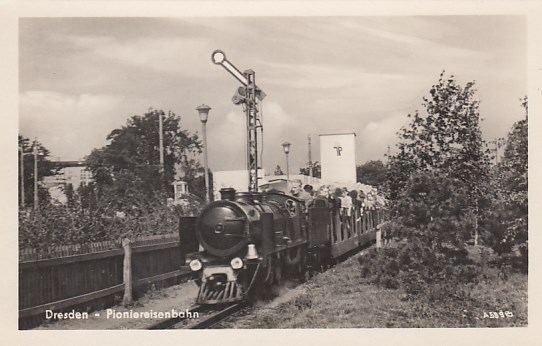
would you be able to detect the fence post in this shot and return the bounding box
[122,238,132,306]
[376,225,382,250]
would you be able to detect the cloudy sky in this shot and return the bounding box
[19,16,526,174]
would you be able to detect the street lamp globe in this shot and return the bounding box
[282,141,291,155]
[196,104,212,124]
[282,141,291,180]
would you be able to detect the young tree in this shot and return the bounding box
[483,97,528,268]
[387,72,491,208]
[387,72,492,250]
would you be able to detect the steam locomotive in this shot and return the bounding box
[179,186,387,305]
[177,50,388,305]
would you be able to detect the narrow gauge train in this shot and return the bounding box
[179,186,388,305]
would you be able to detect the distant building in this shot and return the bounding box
[172,180,189,201]
[320,133,357,183]
[42,161,93,204]
[43,161,93,188]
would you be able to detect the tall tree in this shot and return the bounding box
[483,96,528,266]
[86,109,202,197]
[387,71,491,206]
[386,72,492,249]
[357,160,387,187]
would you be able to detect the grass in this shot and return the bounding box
[221,246,527,329]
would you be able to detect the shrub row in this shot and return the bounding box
[357,237,482,297]
[19,193,204,252]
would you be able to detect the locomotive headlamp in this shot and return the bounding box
[230,257,243,270]
[189,259,203,272]
[246,244,259,260]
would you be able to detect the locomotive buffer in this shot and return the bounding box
[212,50,266,192]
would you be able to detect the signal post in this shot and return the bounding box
[212,50,265,192]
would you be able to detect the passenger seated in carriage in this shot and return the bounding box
[290,179,313,210]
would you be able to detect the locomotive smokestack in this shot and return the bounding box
[220,188,236,201]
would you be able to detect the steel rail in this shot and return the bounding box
[188,302,247,329]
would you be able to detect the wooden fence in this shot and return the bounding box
[19,233,190,329]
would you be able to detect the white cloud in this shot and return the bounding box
[58,34,214,77]
[205,101,299,172]
[19,91,124,160]
[262,61,409,90]
[357,112,410,162]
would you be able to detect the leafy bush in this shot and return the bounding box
[19,187,204,252]
[358,237,483,301]
[393,172,475,251]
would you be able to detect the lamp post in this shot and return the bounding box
[19,146,25,208]
[32,140,39,212]
[158,111,165,185]
[282,141,291,180]
[197,104,211,203]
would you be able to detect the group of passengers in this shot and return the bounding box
[289,179,382,213]
[288,178,387,240]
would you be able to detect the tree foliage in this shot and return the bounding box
[394,172,475,249]
[482,97,528,269]
[356,160,387,187]
[274,165,284,176]
[19,187,182,250]
[384,71,494,262]
[86,109,202,196]
[387,72,491,206]
[299,161,321,178]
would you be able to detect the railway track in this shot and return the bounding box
[147,302,247,330]
[188,302,247,329]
